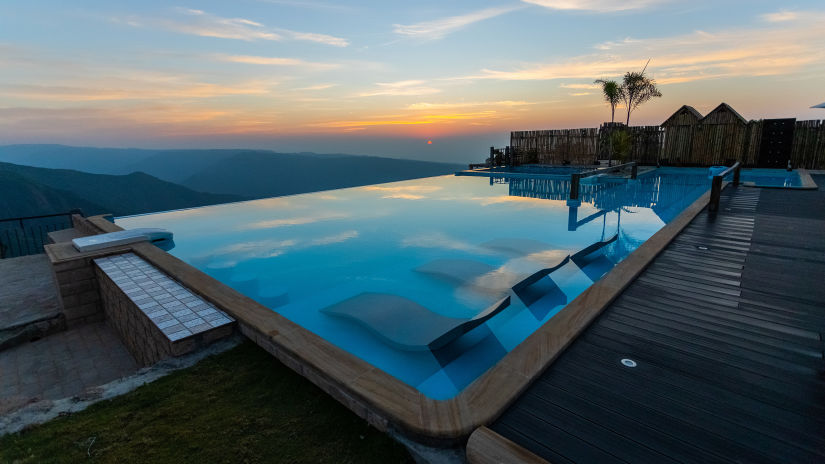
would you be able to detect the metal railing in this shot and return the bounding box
[708,162,741,213]
[0,210,83,259]
[469,146,514,170]
[569,162,637,201]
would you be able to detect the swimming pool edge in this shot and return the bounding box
[72,185,716,446]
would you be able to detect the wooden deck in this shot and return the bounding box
[490,178,825,463]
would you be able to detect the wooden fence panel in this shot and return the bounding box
[511,129,598,165]
[791,120,825,169]
[662,125,694,165]
[510,119,825,168]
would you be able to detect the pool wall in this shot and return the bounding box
[60,183,717,445]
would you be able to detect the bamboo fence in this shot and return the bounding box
[510,118,825,169]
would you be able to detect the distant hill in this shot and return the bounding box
[0,171,105,219]
[0,145,465,197]
[0,144,157,175]
[0,162,243,219]
[182,152,464,197]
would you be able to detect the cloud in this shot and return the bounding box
[405,100,532,110]
[359,80,441,97]
[215,54,339,70]
[313,111,500,129]
[522,0,667,12]
[257,0,354,12]
[560,83,599,89]
[570,92,591,96]
[164,8,281,41]
[293,84,337,91]
[761,10,798,22]
[0,80,272,102]
[119,8,349,46]
[286,31,349,47]
[393,6,519,40]
[456,14,825,85]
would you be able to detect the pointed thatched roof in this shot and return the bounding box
[661,105,703,127]
[700,103,747,125]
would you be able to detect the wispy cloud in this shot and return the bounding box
[405,100,533,110]
[312,111,499,129]
[215,54,339,70]
[293,84,337,91]
[522,0,668,12]
[359,80,441,97]
[0,80,272,102]
[761,10,798,22]
[393,6,519,40]
[570,92,591,96]
[164,8,281,41]
[286,31,349,47]
[257,0,354,12]
[456,14,825,85]
[560,83,599,89]
[118,8,349,46]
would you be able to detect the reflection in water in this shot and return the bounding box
[116,172,710,400]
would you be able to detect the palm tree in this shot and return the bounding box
[594,79,623,123]
[620,61,662,126]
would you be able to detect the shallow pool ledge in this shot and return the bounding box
[67,185,714,445]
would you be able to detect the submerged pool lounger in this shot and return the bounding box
[512,233,618,294]
[321,293,511,351]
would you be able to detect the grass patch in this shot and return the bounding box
[0,341,413,463]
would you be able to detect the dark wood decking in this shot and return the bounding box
[491,179,825,464]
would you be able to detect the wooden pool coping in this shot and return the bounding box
[60,185,714,445]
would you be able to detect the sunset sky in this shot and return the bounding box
[1,0,824,162]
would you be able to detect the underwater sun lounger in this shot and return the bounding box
[321,293,510,351]
[511,233,619,301]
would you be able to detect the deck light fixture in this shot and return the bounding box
[621,358,637,368]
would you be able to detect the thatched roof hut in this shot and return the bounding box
[661,105,704,164]
[661,105,703,127]
[700,102,747,126]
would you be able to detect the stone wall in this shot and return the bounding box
[71,214,105,236]
[51,256,103,327]
[96,265,232,366]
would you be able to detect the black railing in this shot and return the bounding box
[0,210,83,259]
[569,162,638,201]
[469,146,515,170]
[709,162,741,213]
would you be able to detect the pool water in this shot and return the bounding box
[655,167,804,188]
[117,171,711,399]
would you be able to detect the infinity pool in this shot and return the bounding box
[117,171,711,399]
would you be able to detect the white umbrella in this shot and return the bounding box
[812,102,825,108]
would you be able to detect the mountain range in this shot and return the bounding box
[0,145,465,219]
[0,145,464,196]
[0,162,241,219]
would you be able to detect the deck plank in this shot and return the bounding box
[491,180,825,463]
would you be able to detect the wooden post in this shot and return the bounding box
[709,175,722,213]
[733,164,740,186]
[631,163,638,179]
[569,173,581,201]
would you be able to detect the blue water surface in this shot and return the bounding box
[117,171,711,399]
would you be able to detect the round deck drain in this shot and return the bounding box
[620,358,637,368]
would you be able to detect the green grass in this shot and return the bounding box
[0,341,413,464]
